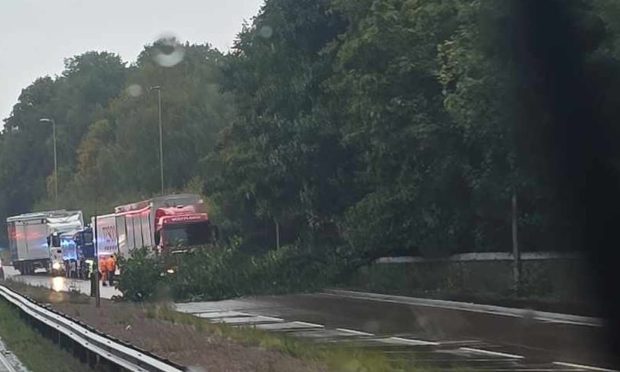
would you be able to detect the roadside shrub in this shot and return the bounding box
[244,245,339,295]
[172,243,340,301]
[173,245,248,300]
[118,243,341,302]
[116,247,167,301]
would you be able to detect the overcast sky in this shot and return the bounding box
[0,0,263,123]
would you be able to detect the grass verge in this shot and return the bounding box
[0,299,93,372]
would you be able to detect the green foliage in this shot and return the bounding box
[0,51,126,232]
[0,41,233,233]
[118,243,339,302]
[2,1,620,289]
[116,247,167,301]
[207,0,353,252]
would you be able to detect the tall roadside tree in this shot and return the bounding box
[47,52,127,184]
[209,0,351,252]
[102,41,234,198]
[328,0,469,262]
[0,77,58,232]
[0,52,126,240]
[36,41,235,218]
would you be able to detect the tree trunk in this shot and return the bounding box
[512,192,521,294]
[275,219,280,250]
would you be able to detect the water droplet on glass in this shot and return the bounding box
[153,34,185,67]
[259,25,273,39]
[127,84,143,97]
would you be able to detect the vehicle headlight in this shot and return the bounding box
[52,262,61,270]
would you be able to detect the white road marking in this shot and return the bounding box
[488,369,574,371]
[324,289,603,327]
[459,347,524,359]
[173,293,606,371]
[291,328,374,339]
[175,299,269,313]
[436,339,481,346]
[214,315,283,324]
[553,361,619,371]
[335,328,374,336]
[378,337,438,346]
[294,321,324,328]
[195,311,249,319]
[256,321,324,330]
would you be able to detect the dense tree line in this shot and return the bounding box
[2,0,620,265]
[1,42,233,224]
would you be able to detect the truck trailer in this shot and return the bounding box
[92,193,213,258]
[7,210,84,275]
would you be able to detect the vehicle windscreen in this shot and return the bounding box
[82,231,93,244]
[162,222,210,247]
[61,236,77,260]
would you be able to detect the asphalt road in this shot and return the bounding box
[4,264,616,371]
[3,265,121,299]
[176,291,617,371]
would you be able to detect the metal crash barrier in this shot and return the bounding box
[0,285,185,372]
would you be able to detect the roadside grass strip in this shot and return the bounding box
[0,300,92,372]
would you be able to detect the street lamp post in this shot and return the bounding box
[94,207,100,307]
[149,86,164,195]
[40,118,58,207]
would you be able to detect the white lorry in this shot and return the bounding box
[91,213,118,258]
[7,210,83,275]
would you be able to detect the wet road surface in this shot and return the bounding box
[3,265,121,299]
[4,264,616,370]
[176,291,617,371]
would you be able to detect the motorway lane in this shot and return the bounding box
[3,262,615,370]
[3,265,121,299]
[177,292,617,371]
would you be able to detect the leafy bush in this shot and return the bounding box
[117,243,341,302]
[116,247,168,301]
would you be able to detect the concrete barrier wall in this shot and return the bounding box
[346,253,595,305]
